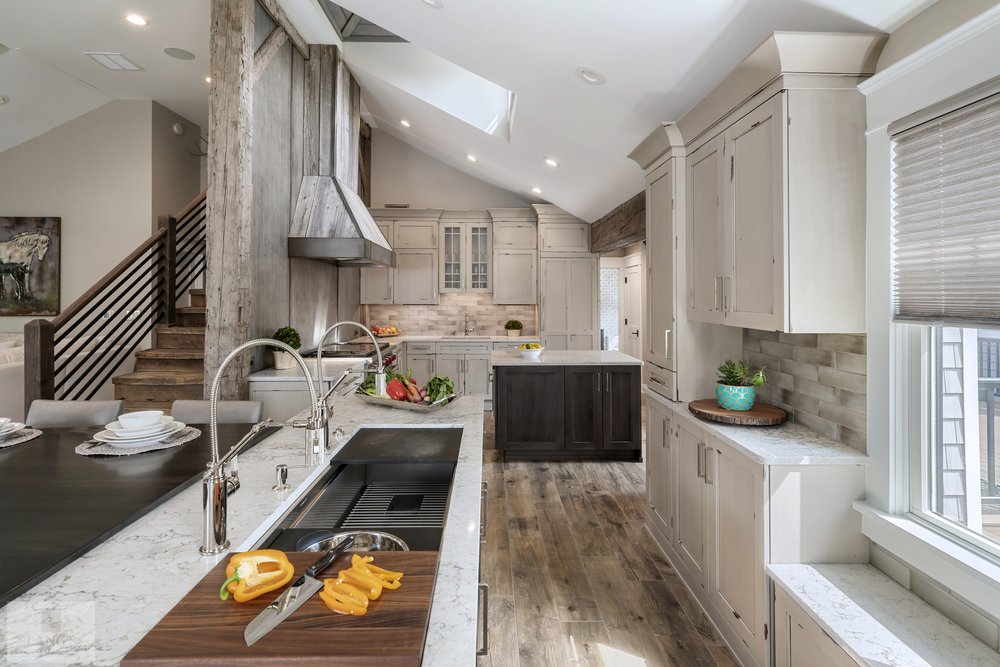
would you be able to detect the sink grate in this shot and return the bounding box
[341,482,449,530]
[287,487,359,530]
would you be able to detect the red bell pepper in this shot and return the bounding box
[386,378,408,401]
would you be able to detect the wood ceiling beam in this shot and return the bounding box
[257,0,309,60]
[589,191,646,254]
[341,14,362,39]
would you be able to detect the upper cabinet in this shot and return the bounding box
[533,204,591,253]
[361,210,441,305]
[491,208,538,305]
[359,220,395,304]
[439,211,492,294]
[679,32,881,334]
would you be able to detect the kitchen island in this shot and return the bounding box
[492,349,643,460]
[0,394,485,666]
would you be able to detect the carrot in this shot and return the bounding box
[401,376,422,402]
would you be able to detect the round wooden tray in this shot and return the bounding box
[688,399,788,426]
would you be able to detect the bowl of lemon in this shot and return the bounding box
[516,342,544,359]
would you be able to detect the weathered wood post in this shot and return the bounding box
[158,214,177,326]
[23,319,54,414]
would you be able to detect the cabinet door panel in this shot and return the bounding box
[687,136,725,324]
[675,420,707,585]
[539,223,589,252]
[495,367,565,450]
[603,366,641,450]
[394,250,438,305]
[467,224,492,292]
[775,589,858,667]
[709,436,765,657]
[647,163,675,370]
[568,334,595,350]
[465,355,491,396]
[360,221,394,304]
[540,259,570,332]
[543,334,568,350]
[393,220,438,248]
[440,224,463,292]
[647,402,672,539]
[494,222,536,249]
[565,367,602,450]
[567,258,597,332]
[725,92,784,330]
[494,251,537,304]
[407,354,435,386]
[436,355,463,394]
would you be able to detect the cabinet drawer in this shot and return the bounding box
[406,342,436,354]
[648,368,677,401]
[438,342,490,355]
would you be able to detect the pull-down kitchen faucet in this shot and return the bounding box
[199,338,321,556]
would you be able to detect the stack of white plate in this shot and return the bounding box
[93,411,186,449]
[0,417,26,441]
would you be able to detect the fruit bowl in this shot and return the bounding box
[371,325,401,337]
[516,344,544,359]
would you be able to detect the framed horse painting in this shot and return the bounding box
[0,217,60,316]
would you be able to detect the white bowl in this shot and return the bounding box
[0,417,10,427]
[517,347,544,359]
[117,410,164,429]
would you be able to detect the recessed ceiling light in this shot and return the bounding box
[544,157,559,168]
[0,96,9,105]
[205,76,211,83]
[422,0,444,8]
[531,187,542,195]
[164,47,196,61]
[466,154,477,163]
[126,14,148,26]
[576,66,605,85]
[400,119,411,128]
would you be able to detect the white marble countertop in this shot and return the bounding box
[349,334,541,344]
[247,357,368,382]
[0,396,484,666]
[645,389,868,465]
[768,564,1000,666]
[491,349,642,366]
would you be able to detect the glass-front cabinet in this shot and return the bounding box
[439,212,492,294]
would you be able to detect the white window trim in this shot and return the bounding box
[861,3,1000,617]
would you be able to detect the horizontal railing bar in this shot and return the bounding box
[75,310,164,402]
[52,229,167,329]
[173,191,207,223]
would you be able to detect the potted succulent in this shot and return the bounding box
[504,319,523,338]
[716,359,767,411]
[270,326,302,370]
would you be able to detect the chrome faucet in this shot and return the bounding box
[314,321,386,454]
[200,338,321,556]
[464,311,476,336]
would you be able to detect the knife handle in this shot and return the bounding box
[306,536,356,578]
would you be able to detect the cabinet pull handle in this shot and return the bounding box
[481,481,488,544]
[664,330,671,357]
[597,371,601,393]
[606,372,611,398]
[477,583,490,656]
[697,442,704,479]
[723,276,730,314]
[705,448,714,485]
[714,277,722,311]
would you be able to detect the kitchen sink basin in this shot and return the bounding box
[262,459,455,552]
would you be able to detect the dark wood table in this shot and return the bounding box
[0,423,276,607]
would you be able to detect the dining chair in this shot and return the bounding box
[170,400,263,425]
[25,399,124,428]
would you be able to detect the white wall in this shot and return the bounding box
[0,99,202,332]
[370,128,531,209]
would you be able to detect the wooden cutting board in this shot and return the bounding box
[123,551,438,667]
[689,399,788,426]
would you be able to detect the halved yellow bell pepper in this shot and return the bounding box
[219,550,294,602]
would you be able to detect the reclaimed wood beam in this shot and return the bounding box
[358,122,372,206]
[257,0,309,60]
[253,26,288,85]
[342,13,362,39]
[589,191,646,254]
[205,0,254,399]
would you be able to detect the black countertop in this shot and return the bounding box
[0,423,276,607]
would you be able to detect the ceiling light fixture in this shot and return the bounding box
[575,66,606,85]
[422,0,444,8]
[544,157,559,168]
[205,76,211,83]
[0,96,9,105]
[126,14,149,26]
[531,187,542,195]
[466,154,477,163]
[400,119,411,128]
[164,47,196,61]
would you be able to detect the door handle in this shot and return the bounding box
[477,583,489,656]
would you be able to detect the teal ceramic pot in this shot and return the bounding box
[716,383,756,411]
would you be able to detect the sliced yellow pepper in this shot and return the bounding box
[323,578,369,609]
[319,589,368,616]
[337,567,384,600]
[351,554,405,583]
[220,549,295,603]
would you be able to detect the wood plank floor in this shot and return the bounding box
[478,410,739,667]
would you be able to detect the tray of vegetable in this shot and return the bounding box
[355,368,457,411]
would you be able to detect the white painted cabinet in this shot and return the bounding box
[685,87,866,333]
[465,354,491,396]
[647,162,675,370]
[540,256,597,350]
[493,222,536,249]
[406,354,435,386]
[774,587,859,667]
[393,220,438,249]
[538,222,590,252]
[435,355,463,392]
[393,250,438,305]
[493,251,537,304]
[436,342,492,396]
[439,218,492,294]
[646,400,672,540]
[674,418,710,586]
[360,221,394,304]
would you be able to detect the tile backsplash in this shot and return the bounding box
[366,293,537,337]
[743,330,867,451]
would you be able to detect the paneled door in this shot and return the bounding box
[675,419,709,586]
[646,161,675,370]
[621,263,642,360]
[393,250,438,305]
[687,135,726,324]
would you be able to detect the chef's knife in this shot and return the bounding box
[243,536,355,646]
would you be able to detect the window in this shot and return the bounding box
[892,89,1000,557]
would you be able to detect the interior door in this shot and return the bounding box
[647,162,675,370]
[724,91,785,330]
[621,264,642,360]
[675,420,708,586]
[564,367,602,450]
[687,135,725,324]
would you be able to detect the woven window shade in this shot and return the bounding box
[891,92,1000,325]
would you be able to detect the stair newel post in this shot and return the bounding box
[24,319,55,414]
[159,215,177,326]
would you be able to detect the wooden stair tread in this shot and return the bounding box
[188,289,204,295]
[176,306,205,314]
[124,400,174,412]
[154,325,205,334]
[113,371,204,385]
[135,348,205,360]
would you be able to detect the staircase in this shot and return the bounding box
[113,290,206,413]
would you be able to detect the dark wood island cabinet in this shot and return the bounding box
[493,351,642,461]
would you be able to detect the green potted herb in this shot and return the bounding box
[504,319,523,338]
[270,326,302,370]
[716,359,766,411]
